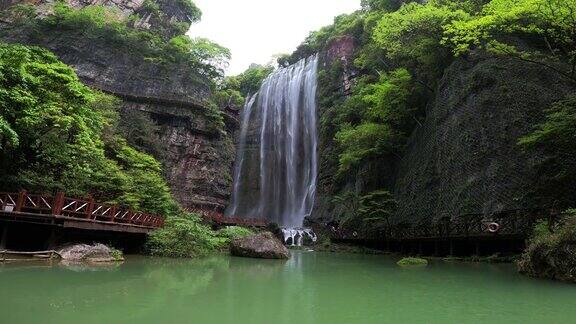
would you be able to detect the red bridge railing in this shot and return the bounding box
[188,207,267,227]
[0,191,164,228]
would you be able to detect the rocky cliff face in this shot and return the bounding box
[0,1,237,211]
[393,55,574,224]
[124,101,235,210]
[313,39,575,225]
[0,0,196,38]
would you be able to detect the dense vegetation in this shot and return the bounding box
[0,43,176,216]
[519,210,576,282]
[1,2,230,134]
[0,1,238,257]
[284,0,576,231]
[213,64,274,109]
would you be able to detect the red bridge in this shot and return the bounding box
[0,191,164,234]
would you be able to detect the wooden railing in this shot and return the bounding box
[328,209,556,241]
[0,191,164,228]
[188,207,268,227]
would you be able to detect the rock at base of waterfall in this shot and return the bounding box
[56,243,124,262]
[230,232,290,259]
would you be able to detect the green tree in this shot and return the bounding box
[358,190,398,231]
[444,0,576,79]
[373,2,470,86]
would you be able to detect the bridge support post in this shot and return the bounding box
[45,228,58,250]
[449,240,454,256]
[0,226,8,250]
[15,190,26,212]
[86,196,94,219]
[52,191,65,215]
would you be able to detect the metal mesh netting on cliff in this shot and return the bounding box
[391,57,576,232]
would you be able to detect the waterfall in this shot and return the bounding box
[281,228,318,247]
[226,55,319,235]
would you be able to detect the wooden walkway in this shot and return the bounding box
[328,209,556,241]
[188,208,268,228]
[0,191,164,234]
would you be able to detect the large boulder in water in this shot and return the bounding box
[56,243,123,262]
[230,232,290,259]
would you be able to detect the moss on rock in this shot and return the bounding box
[397,257,428,267]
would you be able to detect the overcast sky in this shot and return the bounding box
[188,0,361,75]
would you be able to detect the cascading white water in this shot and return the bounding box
[281,228,318,247]
[226,55,318,244]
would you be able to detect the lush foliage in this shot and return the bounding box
[147,222,254,258]
[117,107,164,159]
[0,43,177,215]
[146,213,226,258]
[518,210,576,282]
[333,190,397,232]
[169,36,231,80]
[2,3,232,135]
[174,0,202,23]
[334,68,418,172]
[216,226,254,242]
[373,3,470,85]
[444,0,576,78]
[214,64,274,109]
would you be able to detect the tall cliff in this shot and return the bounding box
[312,38,575,227]
[0,0,237,211]
[393,55,574,224]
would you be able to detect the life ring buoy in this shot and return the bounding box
[353,231,358,237]
[487,222,500,233]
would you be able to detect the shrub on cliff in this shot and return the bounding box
[334,69,418,173]
[214,64,274,109]
[518,211,576,282]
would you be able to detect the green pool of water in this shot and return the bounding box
[0,251,574,323]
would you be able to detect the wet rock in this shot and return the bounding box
[56,243,123,262]
[230,232,290,259]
